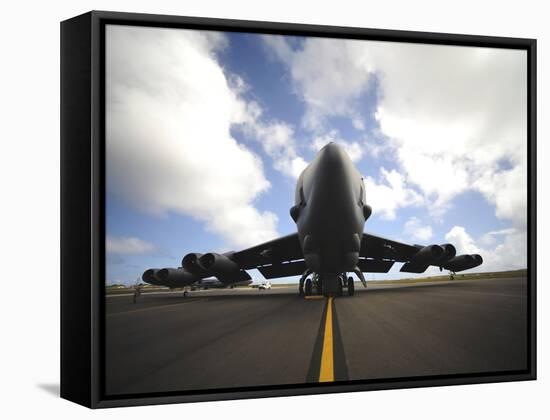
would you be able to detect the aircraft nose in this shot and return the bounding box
[317,142,349,175]
[319,142,345,157]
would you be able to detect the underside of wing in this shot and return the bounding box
[142,230,483,288]
[231,233,304,270]
[360,232,483,274]
[357,258,395,273]
[360,233,420,262]
[142,233,305,286]
[257,260,307,279]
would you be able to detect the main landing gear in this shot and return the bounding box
[347,276,355,296]
[299,272,356,297]
[335,275,354,297]
[304,278,313,295]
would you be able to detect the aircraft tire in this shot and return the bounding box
[337,276,343,297]
[347,277,355,296]
[305,278,313,296]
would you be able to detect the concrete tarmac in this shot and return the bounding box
[105,277,528,396]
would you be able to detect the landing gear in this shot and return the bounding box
[300,272,358,298]
[336,276,343,297]
[353,268,368,288]
[315,277,323,295]
[298,269,312,296]
[347,277,355,296]
[304,278,313,296]
[183,291,188,298]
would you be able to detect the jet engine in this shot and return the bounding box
[444,254,483,272]
[182,253,207,276]
[437,243,457,263]
[156,268,200,288]
[142,268,162,286]
[473,254,483,266]
[410,244,444,266]
[198,253,249,283]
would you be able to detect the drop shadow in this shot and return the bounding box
[37,383,60,397]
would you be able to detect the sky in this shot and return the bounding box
[105,24,528,285]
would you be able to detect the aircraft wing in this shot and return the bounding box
[143,233,305,286]
[231,233,306,279]
[143,230,483,287]
[360,232,483,273]
[232,231,482,277]
[360,232,420,262]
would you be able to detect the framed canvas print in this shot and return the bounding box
[60,10,536,408]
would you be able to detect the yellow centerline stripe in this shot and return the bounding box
[319,297,334,382]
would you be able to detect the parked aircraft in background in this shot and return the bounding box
[258,281,272,290]
[143,272,251,290]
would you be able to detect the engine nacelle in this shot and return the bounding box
[444,254,483,272]
[473,254,483,266]
[198,252,243,283]
[156,268,200,288]
[182,253,207,276]
[410,244,444,266]
[142,268,162,286]
[437,243,457,263]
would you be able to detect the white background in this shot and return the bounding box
[0,0,547,418]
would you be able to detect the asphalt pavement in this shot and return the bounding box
[105,276,528,396]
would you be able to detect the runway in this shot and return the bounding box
[105,276,528,396]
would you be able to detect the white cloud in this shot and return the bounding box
[107,236,158,255]
[445,226,526,272]
[310,130,364,162]
[264,37,527,229]
[263,36,373,132]
[236,106,308,179]
[478,228,517,247]
[372,44,527,224]
[363,135,391,160]
[363,168,424,220]
[445,226,481,255]
[472,157,527,228]
[106,25,279,249]
[403,217,433,242]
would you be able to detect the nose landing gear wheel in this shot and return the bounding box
[347,277,355,296]
[304,278,313,296]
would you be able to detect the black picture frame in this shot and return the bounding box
[61,10,537,409]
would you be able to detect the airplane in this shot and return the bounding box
[190,277,252,290]
[143,271,252,296]
[142,142,483,297]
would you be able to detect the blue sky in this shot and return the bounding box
[105,26,527,285]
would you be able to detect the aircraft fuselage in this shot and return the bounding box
[292,143,371,289]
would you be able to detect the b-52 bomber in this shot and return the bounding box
[143,143,482,297]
